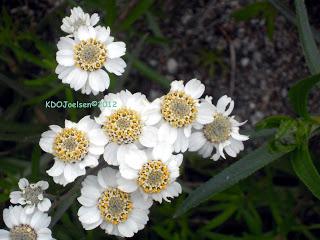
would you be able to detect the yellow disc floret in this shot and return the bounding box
[10,224,37,240]
[53,128,89,163]
[137,160,170,194]
[161,91,197,128]
[102,107,142,144]
[203,114,232,143]
[98,188,133,225]
[74,38,107,71]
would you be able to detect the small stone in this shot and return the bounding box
[167,58,178,74]
[241,58,250,67]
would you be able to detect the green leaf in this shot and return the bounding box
[288,73,320,118]
[129,54,170,89]
[291,142,320,199]
[64,88,77,122]
[268,0,320,42]
[256,115,293,130]
[31,146,41,181]
[119,0,154,30]
[174,144,288,217]
[24,84,65,106]
[294,0,320,74]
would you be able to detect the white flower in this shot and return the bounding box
[39,116,107,186]
[77,167,152,238]
[0,205,54,240]
[117,142,183,203]
[95,90,161,166]
[145,79,205,152]
[61,6,99,35]
[189,95,249,160]
[56,25,126,95]
[10,178,51,214]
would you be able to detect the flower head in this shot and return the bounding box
[145,79,205,152]
[189,95,249,160]
[117,142,183,203]
[56,25,126,95]
[39,116,107,186]
[95,90,160,166]
[61,6,99,35]
[77,167,152,238]
[10,178,51,214]
[0,205,54,240]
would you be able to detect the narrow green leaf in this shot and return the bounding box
[105,0,117,26]
[119,0,154,30]
[268,0,320,42]
[129,54,170,89]
[174,144,287,217]
[24,84,64,106]
[291,142,320,199]
[31,146,41,181]
[294,0,320,74]
[64,88,77,122]
[288,73,320,118]
[201,206,237,231]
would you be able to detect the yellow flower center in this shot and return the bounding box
[74,38,107,71]
[53,128,89,163]
[102,107,142,144]
[161,91,197,128]
[98,188,133,225]
[203,114,232,143]
[137,160,170,193]
[10,224,37,240]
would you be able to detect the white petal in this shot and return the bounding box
[96,26,109,42]
[158,122,177,144]
[184,78,205,99]
[46,160,65,177]
[37,198,51,212]
[88,129,108,146]
[170,80,184,91]
[103,143,119,165]
[76,26,96,41]
[231,132,249,141]
[0,229,10,239]
[56,50,74,66]
[89,69,110,92]
[188,132,206,152]
[117,177,138,193]
[18,178,29,190]
[139,126,158,148]
[152,142,173,162]
[104,57,126,75]
[107,42,126,58]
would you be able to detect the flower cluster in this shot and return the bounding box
[1,6,249,239]
[0,179,54,240]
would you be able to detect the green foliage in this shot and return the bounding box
[294,0,320,75]
[232,1,277,39]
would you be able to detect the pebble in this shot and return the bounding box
[167,58,178,74]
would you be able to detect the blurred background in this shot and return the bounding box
[1,0,320,239]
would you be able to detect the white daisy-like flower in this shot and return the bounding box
[95,90,162,166]
[10,178,51,214]
[56,25,126,95]
[189,95,249,160]
[77,167,152,238]
[39,116,107,186]
[145,79,205,152]
[117,142,183,203]
[61,6,99,35]
[0,205,54,240]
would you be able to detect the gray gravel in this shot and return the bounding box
[140,0,320,129]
